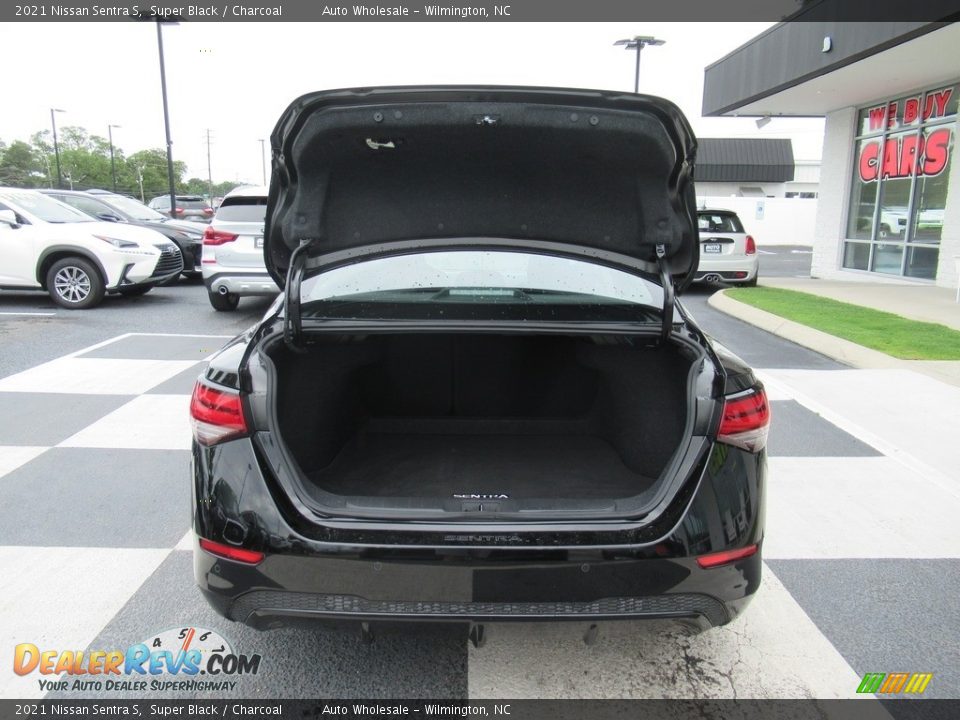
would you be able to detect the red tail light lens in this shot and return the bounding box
[203,207,213,214]
[174,207,184,215]
[718,387,770,452]
[199,538,263,565]
[190,380,249,446]
[202,226,238,246]
[745,235,756,255]
[696,544,758,568]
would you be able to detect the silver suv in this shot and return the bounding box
[201,186,278,311]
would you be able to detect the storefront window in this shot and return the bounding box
[843,83,957,279]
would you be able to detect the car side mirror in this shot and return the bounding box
[96,212,122,222]
[0,209,20,228]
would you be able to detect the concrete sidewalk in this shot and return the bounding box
[708,277,960,387]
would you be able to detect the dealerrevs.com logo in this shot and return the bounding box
[13,627,262,693]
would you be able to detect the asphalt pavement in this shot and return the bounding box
[2,248,958,702]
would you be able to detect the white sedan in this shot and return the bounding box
[0,188,183,309]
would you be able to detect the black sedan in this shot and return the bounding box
[40,189,205,278]
[189,86,769,640]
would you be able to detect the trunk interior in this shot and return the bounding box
[265,333,696,510]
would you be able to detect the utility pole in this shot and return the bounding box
[50,108,65,189]
[137,167,145,203]
[205,129,214,202]
[613,36,666,93]
[108,124,121,192]
[258,138,267,185]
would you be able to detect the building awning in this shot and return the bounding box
[702,20,959,118]
[696,138,795,183]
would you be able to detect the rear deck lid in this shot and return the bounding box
[264,86,699,291]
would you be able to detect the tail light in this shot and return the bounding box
[190,380,249,446]
[198,538,263,565]
[744,235,756,255]
[697,544,758,568]
[173,207,184,215]
[203,226,238,246]
[717,387,769,452]
[203,207,214,215]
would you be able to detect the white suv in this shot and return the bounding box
[201,185,278,311]
[0,188,183,309]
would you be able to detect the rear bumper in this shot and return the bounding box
[192,439,766,630]
[695,256,759,282]
[203,271,279,297]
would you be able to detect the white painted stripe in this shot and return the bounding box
[468,564,866,699]
[174,530,194,551]
[0,312,57,317]
[764,457,960,559]
[756,369,960,502]
[0,357,199,395]
[120,333,234,339]
[0,546,170,699]
[0,447,49,480]
[59,395,192,450]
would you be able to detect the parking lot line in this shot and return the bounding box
[467,564,864,699]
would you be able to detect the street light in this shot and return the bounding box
[613,35,665,93]
[258,139,267,185]
[153,18,181,216]
[50,108,65,189]
[107,124,121,192]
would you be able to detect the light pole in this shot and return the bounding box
[613,36,665,93]
[258,138,267,185]
[50,108,65,189]
[155,19,180,215]
[107,124,121,192]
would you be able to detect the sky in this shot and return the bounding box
[0,21,825,186]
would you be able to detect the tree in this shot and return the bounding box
[0,140,47,187]
[124,148,187,201]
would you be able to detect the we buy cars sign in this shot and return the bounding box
[858,85,954,183]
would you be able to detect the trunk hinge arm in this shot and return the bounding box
[656,243,675,345]
[283,240,311,352]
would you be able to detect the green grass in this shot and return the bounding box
[724,287,960,360]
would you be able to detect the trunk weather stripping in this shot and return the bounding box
[284,240,310,351]
[656,243,675,345]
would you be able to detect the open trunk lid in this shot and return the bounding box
[264,86,700,290]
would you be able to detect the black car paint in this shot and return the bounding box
[191,309,766,629]
[192,86,765,631]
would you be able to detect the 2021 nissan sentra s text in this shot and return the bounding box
[190,86,769,635]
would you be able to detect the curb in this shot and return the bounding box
[708,290,908,370]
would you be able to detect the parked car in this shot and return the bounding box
[40,189,204,278]
[148,194,214,223]
[201,185,278,311]
[190,87,769,636]
[695,209,759,286]
[0,188,183,309]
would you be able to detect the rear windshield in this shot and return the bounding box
[698,212,744,234]
[177,198,210,209]
[300,250,664,323]
[216,196,267,222]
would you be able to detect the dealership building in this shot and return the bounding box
[703,21,959,288]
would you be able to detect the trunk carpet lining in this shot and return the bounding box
[309,424,655,499]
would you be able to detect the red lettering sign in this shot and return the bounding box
[857,127,952,182]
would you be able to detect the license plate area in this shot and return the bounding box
[703,243,722,254]
[254,236,264,249]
